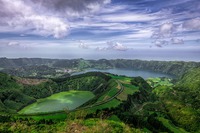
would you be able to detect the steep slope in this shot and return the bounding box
[0,72,35,113]
[0,72,111,114]
[162,68,200,132]
[110,69,200,132]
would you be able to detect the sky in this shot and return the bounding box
[0,0,200,61]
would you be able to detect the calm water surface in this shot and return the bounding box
[72,68,174,79]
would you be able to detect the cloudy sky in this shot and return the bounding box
[0,0,200,61]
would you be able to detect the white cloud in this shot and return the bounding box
[171,38,184,44]
[182,17,200,30]
[121,29,153,39]
[101,13,157,22]
[96,41,128,51]
[159,22,175,37]
[78,41,89,49]
[30,16,70,38]
[151,22,184,47]
[7,42,20,46]
[0,0,69,38]
[96,47,107,51]
[99,5,128,14]
[4,41,30,49]
[0,0,110,38]
[111,42,128,51]
[153,40,169,47]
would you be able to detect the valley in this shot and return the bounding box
[0,59,200,133]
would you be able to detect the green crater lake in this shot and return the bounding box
[19,90,95,114]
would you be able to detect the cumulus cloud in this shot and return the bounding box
[171,38,184,44]
[96,41,128,51]
[159,23,174,36]
[107,41,128,51]
[0,0,69,38]
[78,41,89,49]
[152,22,179,39]
[182,17,200,30]
[0,0,110,38]
[151,22,185,47]
[152,38,184,47]
[153,40,169,48]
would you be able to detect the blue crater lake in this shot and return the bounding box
[71,68,174,79]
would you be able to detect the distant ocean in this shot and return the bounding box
[1,49,200,62]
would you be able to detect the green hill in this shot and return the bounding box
[0,72,111,114]
[0,68,200,132]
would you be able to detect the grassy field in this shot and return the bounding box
[109,75,139,101]
[117,83,139,101]
[109,74,132,83]
[19,90,95,114]
[87,99,122,113]
[146,77,173,88]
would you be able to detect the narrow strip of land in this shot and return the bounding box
[77,80,124,110]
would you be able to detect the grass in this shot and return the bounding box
[96,79,118,102]
[117,83,139,101]
[109,74,132,83]
[87,99,122,113]
[1,118,144,133]
[19,90,95,114]
[107,87,119,97]
[146,77,173,88]
[15,112,67,121]
[157,117,189,133]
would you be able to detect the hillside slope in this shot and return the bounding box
[0,72,111,114]
[1,58,200,77]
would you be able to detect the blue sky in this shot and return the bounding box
[0,0,200,61]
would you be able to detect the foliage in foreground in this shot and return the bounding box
[0,118,144,133]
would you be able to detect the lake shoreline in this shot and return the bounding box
[71,68,175,79]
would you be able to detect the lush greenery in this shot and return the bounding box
[0,65,200,132]
[0,73,35,113]
[0,72,110,113]
[109,69,200,132]
[0,117,144,133]
[19,90,95,114]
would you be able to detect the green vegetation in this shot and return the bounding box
[1,65,200,132]
[87,99,121,112]
[1,58,200,78]
[150,68,200,132]
[0,72,110,113]
[19,90,95,114]
[176,68,200,90]
[157,117,188,133]
[0,117,144,133]
[147,77,173,88]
